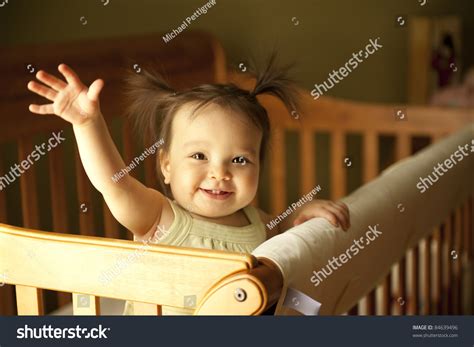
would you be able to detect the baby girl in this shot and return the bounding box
[27,56,350,314]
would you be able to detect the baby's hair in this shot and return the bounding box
[124,52,301,198]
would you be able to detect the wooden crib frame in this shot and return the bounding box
[0,223,270,315]
[0,31,472,315]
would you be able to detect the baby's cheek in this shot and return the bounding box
[238,170,259,194]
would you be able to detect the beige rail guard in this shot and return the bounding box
[0,225,269,315]
[253,124,473,315]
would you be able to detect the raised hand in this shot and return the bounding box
[27,64,104,126]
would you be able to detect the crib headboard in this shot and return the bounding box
[0,223,269,315]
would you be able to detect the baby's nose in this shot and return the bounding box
[208,165,231,180]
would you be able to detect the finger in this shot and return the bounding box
[317,208,340,228]
[325,204,349,230]
[27,81,58,102]
[332,202,351,228]
[29,103,54,115]
[58,63,84,87]
[338,201,350,216]
[87,79,104,101]
[36,70,67,91]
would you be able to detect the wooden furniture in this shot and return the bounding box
[0,223,269,315]
[0,31,472,315]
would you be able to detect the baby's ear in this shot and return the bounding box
[159,149,171,184]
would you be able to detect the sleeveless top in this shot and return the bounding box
[123,198,267,315]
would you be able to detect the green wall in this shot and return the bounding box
[2,0,473,103]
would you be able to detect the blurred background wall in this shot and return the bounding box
[1,0,473,103]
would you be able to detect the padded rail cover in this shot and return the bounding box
[253,124,474,315]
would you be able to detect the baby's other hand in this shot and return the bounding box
[293,200,350,231]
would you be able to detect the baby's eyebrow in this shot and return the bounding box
[183,141,257,157]
[183,140,207,147]
[237,148,258,157]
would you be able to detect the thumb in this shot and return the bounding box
[87,79,104,101]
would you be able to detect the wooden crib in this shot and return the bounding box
[0,31,472,315]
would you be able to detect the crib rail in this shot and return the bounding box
[0,223,270,315]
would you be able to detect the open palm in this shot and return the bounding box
[27,64,104,125]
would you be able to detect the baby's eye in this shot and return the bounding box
[232,156,249,165]
[191,153,206,160]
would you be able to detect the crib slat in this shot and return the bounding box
[442,216,453,314]
[299,129,315,194]
[144,154,156,187]
[453,209,462,314]
[103,201,121,239]
[395,133,411,158]
[393,133,411,315]
[432,226,442,314]
[462,200,472,314]
[143,131,157,188]
[122,118,135,174]
[0,155,16,316]
[330,131,345,200]
[18,139,40,229]
[0,154,7,223]
[16,285,44,315]
[75,147,95,236]
[101,118,120,239]
[429,134,443,315]
[407,246,419,315]
[122,119,136,240]
[362,132,378,182]
[48,145,72,307]
[133,302,162,315]
[49,145,68,233]
[270,128,286,214]
[361,132,378,315]
[421,237,431,314]
[72,293,101,315]
[17,139,45,315]
[391,262,405,315]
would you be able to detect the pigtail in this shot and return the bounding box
[123,66,176,145]
[249,52,301,116]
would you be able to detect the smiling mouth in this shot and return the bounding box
[199,188,233,200]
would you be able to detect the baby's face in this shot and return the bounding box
[160,103,261,218]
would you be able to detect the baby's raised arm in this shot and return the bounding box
[27,64,165,237]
